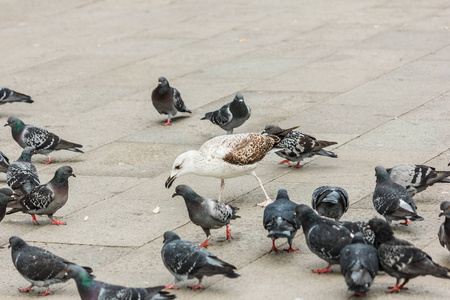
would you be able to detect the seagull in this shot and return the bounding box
[165,131,295,207]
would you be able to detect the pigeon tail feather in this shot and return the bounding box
[314,149,338,158]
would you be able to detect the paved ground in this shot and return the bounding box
[0,0,449,299]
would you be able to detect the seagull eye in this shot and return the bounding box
[175,165,181,170]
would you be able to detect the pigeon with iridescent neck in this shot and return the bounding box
[6,147,40,197]
[0,86,34,105]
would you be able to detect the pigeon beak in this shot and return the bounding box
[72,174,76,178]
[8,243,11,248]
[4,123,8,127]
[165,175,177,189]
[172,192,180,198]
[439,212,444,217]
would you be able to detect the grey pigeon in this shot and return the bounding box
[294,204,354,273]
[161,231,239,290]
[7,165,75,225]
[201,93,251,134]
[0,150,10,173]
[368,218,450,293]
[312,186,349,221]
[6,147,40,197]
[387,164,450,197]
[151,77,191,126]
[340,221,375,246]
[263,189,301,253]
[5,116,84,164]
[172,185,240,247]
[372,165,423,225]
[438,201,450,252]
[340,232,379,296]
[65,264,175,300]
[0,188,14,223]
[262,124,337,168]
[8,236,93,296]
[0,86,34,105]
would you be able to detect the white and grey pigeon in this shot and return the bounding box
[172,185,240,247]
[263,189,301,253]
[262,124,337,168]
[7,165,75,225]
[161,231,240,290]
[438,201,450,252]
[0,150,10,173]
[151,76,191,126]
[5,116,84,164]
[201,93,251,134]
[311,186,349,221]
[0,86,34,105]
[372,165,424,226]
[387,164,450,197]
[0,188,14,223]
[165,131,295,207]
[294,204,354,273]
[65,264,176,300]
[6,147,40,197]
[368,218,450,293]
[8,236,93,296]
[340,232,379,297]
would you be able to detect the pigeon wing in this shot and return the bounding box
[23,125,60,150]
[21,184,54,211]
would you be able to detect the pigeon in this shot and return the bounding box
[151,76,191,126]
[201,93,251,134]
[6,147,40,197]
[4,116,84,164]
[340,232,379,297]
[373,166,424,225]
[0,86,34,105]
[0,150,10,173]
[340,221,375,246]
[294,204,354,273]
[8,236,93,296]
[0,188,14,222]
[368,218,450,293]
[311,186,349,221]
[387,164,450,197]
[438,201,450,251]
[172,185,240,247]
[165,130,296,207]
[262,124,337,168]
[7,165,75,225]
[263,189,301,253]
[161,231,240,289]
[65,264,176,300]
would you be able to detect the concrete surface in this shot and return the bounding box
[0,0,449,299]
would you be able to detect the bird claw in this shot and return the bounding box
[387,285,408,293]
[256,199,273,207]
[283,246,299,252]
[163,120,172,126]
[188,284,204,290]
[199,241,211,248]
[288,163,303,168]
[51,219,66,225]
[19,286,34,293]
[41,158,55,164]
[353,292,365,297]
[312,265,332,274]
[38,289,52,296]
[400,220,411,226]
[164,284,179,290]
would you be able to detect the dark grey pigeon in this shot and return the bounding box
[8,236,93,296]
[5,116,84,164]
[372,165,423,225]
[294,204,354,273]
[65,264,175,300]
[368,218,450,293]
[172,185,240,247]
[263,189,300,253]
[201,93,251,134]
[340,232,379,297]
[7,166,75,225]
[6,147,40,197]
[0,86,34,105]
[0,188,14,223]
[340,221,375,246]
[0,150,10,173]
[161,231,239,290]
[312,186,349,221]
[387,164,450,197]
[262,124,337,168]
[151,77,191,126]
[438,201,450,252]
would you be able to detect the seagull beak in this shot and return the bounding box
[165,175,177,189]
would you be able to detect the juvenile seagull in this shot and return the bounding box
[0,86,34,105]
[5,116,83,164]
[201,93,251,134]
[172,185,240,247]
[166,131,295,206]
[387,164,450,197]
[438,201,450,251]
[262,124,337,168]
[151,76,191,126]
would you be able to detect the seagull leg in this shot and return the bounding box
[252,171,273,207]
[163,119,172,126]
[38,289,53,296]
[18,285,34,293]
[188,278,204,290]
[164,284,179,290]
[269,239,282,253]
[226,225,233,241]
[31,214,40,225]
[312,265,332,274]
[41,156,55,164]
[218,179,225,202]
[400,219,411,226]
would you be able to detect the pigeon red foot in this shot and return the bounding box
[199,239,211,248]
[38,289,53,296]
[51,219,66,225]
[354,292,365,297]
[41,157,55,164]
[31,214,39,225]
[163,119,172,126]
[312,265,332,274]
[164,284,179,290]
[283,245,298,252]
[226,225,233,241]
[269,239,282,253]
[400,219,411,226]
[19,285,34,293]
[386,279,409,293]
